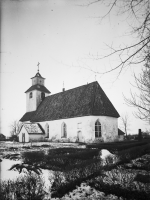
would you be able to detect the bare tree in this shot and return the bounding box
[120,113,130,138]
[124,63,150,122]
[10,120,22,136]
[82,0,150,75]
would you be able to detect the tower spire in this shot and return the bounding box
[37,62,40,73]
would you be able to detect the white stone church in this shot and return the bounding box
[19,69,120,143]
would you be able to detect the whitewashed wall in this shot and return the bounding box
[26,90,49,112]
[29,134,45,142]
[118,135,124,141]
[38,115,118,143]
[18,126,29,142]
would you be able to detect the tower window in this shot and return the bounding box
[29,92,32,99]
[41,92,45,101]
[95,119,101,138]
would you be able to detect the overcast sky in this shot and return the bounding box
[1,0,149,136]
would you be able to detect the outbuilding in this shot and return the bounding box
[18,123,45,143]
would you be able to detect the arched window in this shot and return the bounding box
[61,122,67,138]
[29,92,32,98]
[45,123,49,138]
[95,119,101,138]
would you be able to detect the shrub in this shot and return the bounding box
[41,144,51,147]
[124,156,150,171]
[51,162,120,198]
[86,140,150,152]
[103,167,136,188]
[3,153,20,160]
[21,148,101,171]
[21,146,31,149]
[9,163,42,175]
[88,179,150,200]
[44,148,101,171]
[0,172,46,200]
[47,147,86,156]
[93,137,104,143]
[116,143,150,165]
[31,145,41,148]
[21,151,45,164]
[9,135,19,142]
[51,160,103,198]
[134,174,150,183]
[9,147,18,151]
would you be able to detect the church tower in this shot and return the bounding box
[25,63,50,112]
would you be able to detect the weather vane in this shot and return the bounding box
[37,62,40,73]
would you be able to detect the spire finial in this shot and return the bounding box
[95,74,97,81]
[37,62,40,73]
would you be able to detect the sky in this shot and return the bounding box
[1,0,149,136]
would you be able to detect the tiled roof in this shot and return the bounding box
[29,81,119,122]
[22,123,44,134]
[20,111,36,122]
[25,84,50,94]
[118,128,125,135]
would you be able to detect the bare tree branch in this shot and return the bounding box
[10,120,22,136]
[80,0,150,75]
[120,113,130,137]
[124,65,150,122]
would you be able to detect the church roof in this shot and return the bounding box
[20,111,36,122]
[20,81,119,122]
[21,123,44,134]
[25,84,51,94]
[118,128,125,135]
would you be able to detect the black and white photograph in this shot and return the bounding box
[0,0,150,199]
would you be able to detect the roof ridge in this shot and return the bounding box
[45,81,97,99]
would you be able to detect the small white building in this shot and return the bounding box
[19,69,120,143]
[18,123,45,143]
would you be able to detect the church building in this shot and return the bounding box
[19,67,120,143]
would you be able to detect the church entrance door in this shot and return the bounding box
[78,131,82,142]
[22,133,25,143]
